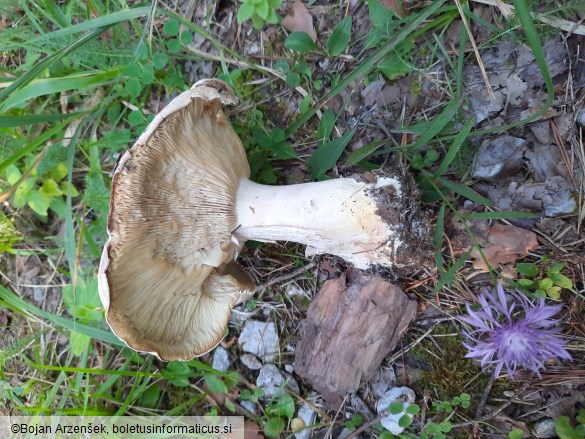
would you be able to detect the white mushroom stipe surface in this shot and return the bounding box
[98,79,432,361]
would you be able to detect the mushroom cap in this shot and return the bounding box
[98,79,253,360]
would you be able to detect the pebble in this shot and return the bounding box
[533,418,557,438]
[294,404,317,439]
[240,354,263,370]
[238,320,280,362]
[377,387,416,435]
[472,136,526,181]
[211,346,230,372]
[256,364,300,398]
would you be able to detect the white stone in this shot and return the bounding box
[294,404,317,439]
[377,387,416,435]
[256,364,299,398]
[238,320,280,362]
[241,354,263,370]
[211,346,230,372]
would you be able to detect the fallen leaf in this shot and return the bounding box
[281,0,316,42]
[294,269,417,409]
[380,0,406,18]
[471,223,539,271]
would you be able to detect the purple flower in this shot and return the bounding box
[460,283,571,379]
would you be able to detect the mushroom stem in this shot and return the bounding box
[234,172,429,270]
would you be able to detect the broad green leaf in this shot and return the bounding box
[378,55,412,80]
[70,331,91,356]
[152,54,169,70]
[284,32,318,52]
[5,165,22,185]
[368,0,390,29]
[180,30,193,45]
[256,1,269,19]
[51,162,68,180]
[237,3,256,23]
[205,375,228,394]
[27,190,52,216]
[125,63,142,78]
[39,179,63,196]
[389,402,404,415]
[398,414,412,428]
[549,272,572,289]
[141,64,155,84]
[140,383,161,409]
[327,16,352,56]
[264,417,285,438]
[167,38,182,52]
[308,130,355,178]
[125,78,142,98]
[269,394,295,419]
[163,19,180,36]
[516,263,539,278]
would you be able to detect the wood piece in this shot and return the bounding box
[294,269,417,409]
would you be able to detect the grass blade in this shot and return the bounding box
[0,112,81,128]
[433,117,473,177]
[437,177,493,206]
[0,285,123,347]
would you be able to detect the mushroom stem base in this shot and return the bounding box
[234,171,432,270]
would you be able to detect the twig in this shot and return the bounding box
[253,260,318,294]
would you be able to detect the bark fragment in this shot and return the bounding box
[294,269,417,409]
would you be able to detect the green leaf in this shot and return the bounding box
[546,286,561,300]
[286,71,301,88]
[205,375,228,394]
[437,177,493,206]
[51,162,68,180]
[69,331,91,356]
[0,112,81,128]
[237,2,256,23]
[141,64,155,84]
[284,32,318,52]
[555,416,578,439]
[167,38,182,53]
[398,414,412,428]
[5,165,22,185]
[344,140,385,166]
[412,99,461,151]
[466,211,539,220]
[327,16,352,56]
[368,0,390,29]
[39,179,63,197]
[425,422,441,434]
[27,190,52,216]
[508,427,525,439]
[548,263,565,274]
[308,130,355,179]
[125,63,142,78]
[140,383,161,409]
[163,19,180,36]
[440,421,452,432]
[124,78,142,98]
[434,117,474,177]
[256,1,269,19]
[128,111,145,126]
[264,417,285,437]
[389,402,404,415]
[180,30,193,45]
[539,277,554,290]
[318,108,336,146]
[162,362,192,387]
[153,54,169,70]
[378,55,412,80]
[406,404,420,415]
[516,263,539,278]
[269,394,295,419]
[549,272,573,289]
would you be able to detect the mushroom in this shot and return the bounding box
[98,79,432,361]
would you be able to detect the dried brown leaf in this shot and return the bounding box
[281,0,316,42]
[471,223,539,271]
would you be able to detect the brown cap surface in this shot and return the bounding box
[98,79,252,360]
